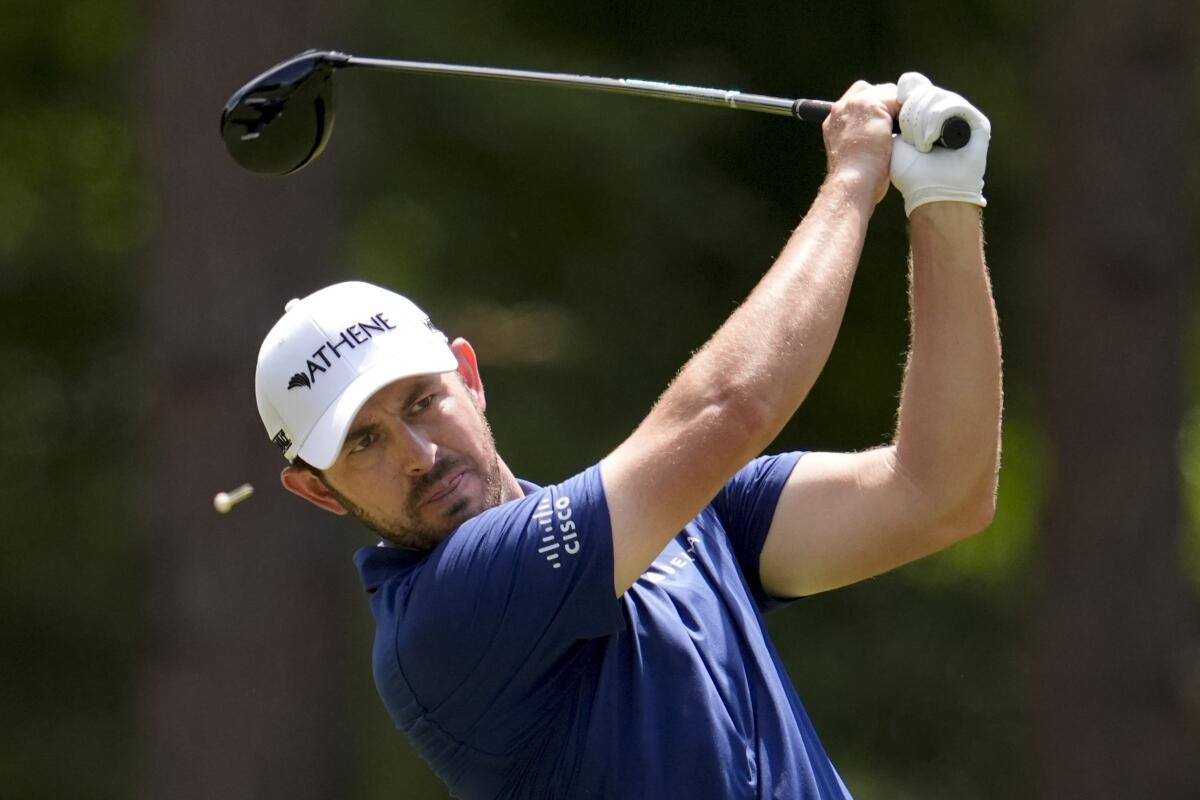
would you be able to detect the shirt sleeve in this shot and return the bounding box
[712,451,806,613]
[388,464,624,716]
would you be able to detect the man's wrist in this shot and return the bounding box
[909,201,984,265]
[909,201,982,230]
[821,167,882,210]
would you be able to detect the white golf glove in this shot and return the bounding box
[890,72,991,216]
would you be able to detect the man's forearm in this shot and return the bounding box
[604,172,880,593]
[893,202,1002,528]
[656,172,876,458]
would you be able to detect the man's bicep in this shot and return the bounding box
[602,412,761,595]
[760,447,950,597]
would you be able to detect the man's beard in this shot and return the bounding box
[318,425,505,550]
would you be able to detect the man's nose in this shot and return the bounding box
[395,424,437,475]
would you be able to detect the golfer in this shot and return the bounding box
[254,74,1001,799]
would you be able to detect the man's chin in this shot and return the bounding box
[351,504,458,550]
[382,500,476,550]
[381,465,503,548]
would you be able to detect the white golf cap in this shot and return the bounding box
[255,281,458,469]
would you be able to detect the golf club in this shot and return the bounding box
[221,49,972,176]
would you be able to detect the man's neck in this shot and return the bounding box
[497,458,524,502]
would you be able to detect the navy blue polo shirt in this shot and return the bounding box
[354,453,852,799]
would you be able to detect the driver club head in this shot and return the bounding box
[220,50,350,175]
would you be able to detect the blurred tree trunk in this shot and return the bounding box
[1035,3,1199,799]
[141,3,352,799]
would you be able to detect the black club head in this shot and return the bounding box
[220,50,349,175]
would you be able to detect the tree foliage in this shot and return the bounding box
[0,2,146,798]
[0,1,1195,798]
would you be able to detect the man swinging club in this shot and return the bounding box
[253,73,1002,799]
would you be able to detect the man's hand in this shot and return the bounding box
[890,73,991,216]
[822,81,899,205]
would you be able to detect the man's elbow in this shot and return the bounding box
[695,377,779,449]
[960,490,997,536]
[936,484,997,544]
[893,449,998,547]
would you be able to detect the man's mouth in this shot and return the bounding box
[421,468,467,509]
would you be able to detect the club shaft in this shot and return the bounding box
[345,55,819,118]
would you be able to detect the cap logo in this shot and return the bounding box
[284,311,399,392]
[271,429,293,452]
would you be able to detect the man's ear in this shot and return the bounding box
[280,466,349,516]
[450,337,486,411]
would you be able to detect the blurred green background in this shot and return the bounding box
[1,1,1196,798]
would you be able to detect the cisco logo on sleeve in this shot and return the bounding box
[532,494,580,570]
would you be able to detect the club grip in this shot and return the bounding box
[792,99,971,150]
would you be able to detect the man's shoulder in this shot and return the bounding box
[363,463,624,731]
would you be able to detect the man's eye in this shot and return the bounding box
[411,394,436,413]
[350,433,376,454]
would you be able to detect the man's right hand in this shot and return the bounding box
[821,80,900,205]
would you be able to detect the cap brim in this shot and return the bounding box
[296,348,459,470]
